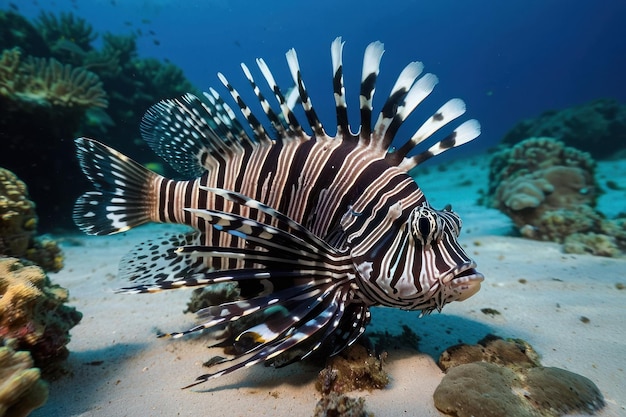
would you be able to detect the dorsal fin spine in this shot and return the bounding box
[217,72,273,145]
[359,41,385,145]
[399,119,481,171]
[255,57,304,138]
[330,37,350,138]
[373,61,424,150]
[285,48,326,138]
[240,62,288,139]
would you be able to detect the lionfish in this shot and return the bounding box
[74,37,484,388]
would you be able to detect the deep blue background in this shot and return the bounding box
[6,0,626,156]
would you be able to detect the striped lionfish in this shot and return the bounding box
[74,37,484,388]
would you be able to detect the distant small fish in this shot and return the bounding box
[149,30,155,35]
[74,37,483,388]
[142,18,151,24]
[124,21,132,26]
[9,2,18,10]
[153,39,160,46]
[53,39,87,56]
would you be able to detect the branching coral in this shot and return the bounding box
[0,340,48,417]
[0,48,21,97]
[34,11,96,52]
[0,258,82,376]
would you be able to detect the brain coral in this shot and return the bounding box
[0,339,48,417]
[434,335,605,417]
[0,258,82,376]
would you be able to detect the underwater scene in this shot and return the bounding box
[0,0,624,416]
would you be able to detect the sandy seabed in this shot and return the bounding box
[32,155,626,417]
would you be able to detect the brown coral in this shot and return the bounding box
[0,168,37,258]
[0,168,63,272]
[0,258,82,376]
[0,340,48,417]
[434,335,605,417]
[0,48,107,110]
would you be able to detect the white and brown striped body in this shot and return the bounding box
[74,38,483,386]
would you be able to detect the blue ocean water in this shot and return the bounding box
[6,0,626,154]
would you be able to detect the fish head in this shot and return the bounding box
[349,201,484,313]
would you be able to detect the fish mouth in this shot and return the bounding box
[442,263,484,301]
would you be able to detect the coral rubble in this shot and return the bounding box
[486,137,626,256]
[501,98,626,159]
[0,339,48,417]
[312,392,370,417]
[315,344,389,394]
[0,258,82,376]
[434,335,604,417]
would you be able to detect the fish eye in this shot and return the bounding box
[408,205,444,246]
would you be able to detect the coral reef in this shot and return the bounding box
[0,10,198,230]
[0,10,49,58]
[0,168,63,272]
[433,335,605,417]
[486,137,626,256]
[0,339,48,417]
[501,98,626,159]
[0,258,82,376]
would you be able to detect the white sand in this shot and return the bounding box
[32,156,625,417]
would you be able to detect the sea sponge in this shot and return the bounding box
[0,340,48,417]
[0,258,82,376]
[434,335,605,417]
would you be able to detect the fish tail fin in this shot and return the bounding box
[73,137,159,235]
